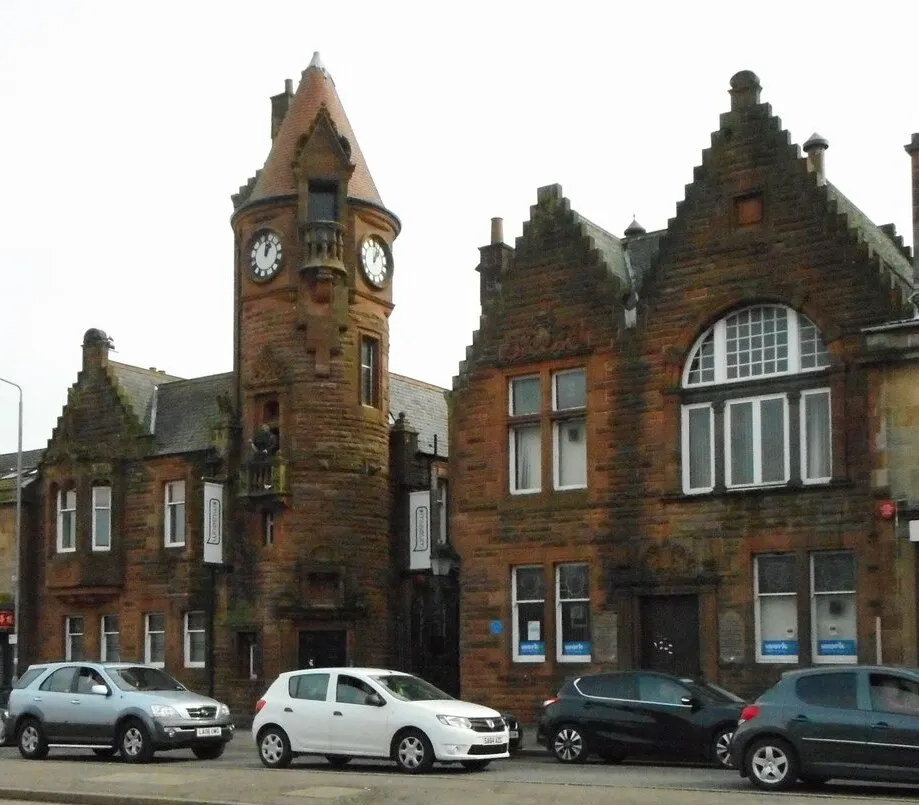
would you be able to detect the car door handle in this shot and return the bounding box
[872,721,890,728]
[283,707,293,713]
[333,711,343,717]
[70,700,81,705]
[31,697,42,702]
[791,714,809,722]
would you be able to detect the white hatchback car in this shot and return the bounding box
[252,667,509,773]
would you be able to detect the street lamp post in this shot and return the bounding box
[0,377,22,680]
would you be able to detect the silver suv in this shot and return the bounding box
[3,661,234,762]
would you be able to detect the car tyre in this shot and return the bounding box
[711,725,735,769]
[258,726,292,769]
[393,728,435,774]
[119,718,155,764]
[92,747,118,758]
[551,724,589,763]
[744,736,799,791]
[461,760,491,771]
[17,718,49,760]
[325,755,351,768]
[192,743,226,760]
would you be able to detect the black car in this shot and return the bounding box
[731,664,919,791]
[537,670,744,767]
[501,712,522,753]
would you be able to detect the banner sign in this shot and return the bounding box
[203,482,225,565]
[409,491,431,571]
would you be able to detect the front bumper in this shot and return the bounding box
[432,730,511,762]
[151,718,235,748]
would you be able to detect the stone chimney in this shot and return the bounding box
[803,133,829,187]
[906,133,919,280]
[729,70,762,111]
[270,78,295,141]
[477,217,513,310]
[82,328,113,373]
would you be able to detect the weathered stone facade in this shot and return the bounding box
[450,70,919,721]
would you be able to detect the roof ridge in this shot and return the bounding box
[108,360,185,382]
[389,372,449,392]
[157,371,234,387]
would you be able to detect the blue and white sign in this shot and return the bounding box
[489,620,504,636]
[817,639,856,656]
[762,640,799,657]
[562,641,591,656]
[519,641,544,656]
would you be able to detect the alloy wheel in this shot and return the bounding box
[750,743,790,785]
[122,726,145,758]
[552,726,586,762]
[20,725,39,754]
[714,729,734,767]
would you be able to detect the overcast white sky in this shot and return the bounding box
[1,0,917,454]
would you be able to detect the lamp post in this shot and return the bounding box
[0,377,22,680]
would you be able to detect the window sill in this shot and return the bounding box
[663,478,853,502]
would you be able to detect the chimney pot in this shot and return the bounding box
[490,217,504,245]
[803,132,830,186]
[284,78,293,94]
[729,70,762,110]
[82,328,112,371]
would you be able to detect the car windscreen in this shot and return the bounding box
[108,666,187,692]
[371,674,454,702]
[12,667,46,689]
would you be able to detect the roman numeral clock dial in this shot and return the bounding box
[359,235,392,289]
[249,230,283,282]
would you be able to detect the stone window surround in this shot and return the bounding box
[91,484,112,553]
[164,479,187,548]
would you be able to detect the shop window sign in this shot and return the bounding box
[519,641,544,656]
[818,639,856,656]
[562,641,591,655]
[762,639,798,656]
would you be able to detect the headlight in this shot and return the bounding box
[150,704,180,718]
[218,703,230,717]
[437,715,472,729]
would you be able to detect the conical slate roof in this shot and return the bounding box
[246,52,384,209]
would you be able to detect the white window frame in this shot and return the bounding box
[184,611,206,669]
[145,613,166,668]
[508,375,542,495]
[810,551,857,665]
[800,388,833,485]
[164,481,186,547]
[100,614,120,662]
[753,555,799,664]
[91,485,112,552]
[551,369,587,491]
[360,336,379,408]
[65,615,84,661]
[57,488,77,553]
[681,403,715,494]
[724,393,790,489]
[511,566,546,663]
[555,562,591,663]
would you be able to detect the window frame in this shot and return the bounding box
[753,554,799,665]
[724,392,790,489]
[511,566,546,664]
[681,402,715,494]
[164,480,186,548]
[57,488,77,553]
[551,369,587,491]
[100,614,120,662]
[800,388,832,485]
[144,612,166,668]
[810,551,857,665]
[555,562,591,663]
[262,510,275,546]
[65,615,84,661]
[359,335,380,408]
[91,485,112,552]
[508,374,542,495]
[184,611,207,669]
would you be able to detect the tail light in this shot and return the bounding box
[255,699,266,714]
[738,704,760,725]
[541,697,559,708]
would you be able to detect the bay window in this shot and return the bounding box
[65,616,84,661]
[512,566,545,662]
[92,485,112,551]
[184,611,207,668]
[101,614,120,662]
[57,488,77,552]
[164,481,186,546]
[145,613,166,667]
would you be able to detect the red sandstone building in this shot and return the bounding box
[12,54,457,710]
[450,70,919,715]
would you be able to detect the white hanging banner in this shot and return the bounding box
[909,520,919,543]
[409,491,431,571]
[203,482,225,565]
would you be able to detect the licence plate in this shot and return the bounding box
[196,727,222,738]
[509,730,519,739]
[481,735,503,745]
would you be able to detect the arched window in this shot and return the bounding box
[681,304,832,494]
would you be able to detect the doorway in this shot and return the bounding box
[298,630,347,669]
[639,595,700,676]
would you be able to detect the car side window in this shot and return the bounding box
[336,675,378,706]
[576,674,637,700]
[289,672,330,701]
[870,673,919,716]
[75,667,107,694]
[39,667,77,693]
[795,672,857,709]
[638,675,690,705]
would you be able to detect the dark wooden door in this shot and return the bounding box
[639,595,700,676]
[298,630,347,669]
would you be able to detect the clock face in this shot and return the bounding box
[360,236,391,288]
[249,230,283,281]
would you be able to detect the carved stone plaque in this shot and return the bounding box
[718,609,745,665]
[592,610,618,664]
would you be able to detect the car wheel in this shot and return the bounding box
[192,743,226,760]
[92,747,118,758]
[393,728,435,774]
[744,736,799,791]
[17,718,49,760]
[119,719,154,764]
[258,726,292,769]
[551,724,589,763]
[461,760,491,771]
[325,755,351,768]
[711,725,735,769]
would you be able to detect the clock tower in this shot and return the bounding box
[225,53,401,679]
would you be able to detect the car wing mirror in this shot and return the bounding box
[680,695,699,709]
[367,693,385,707]
[91,684,110,696]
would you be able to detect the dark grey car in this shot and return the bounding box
[731,665,919,790]
[4,661,235,763]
